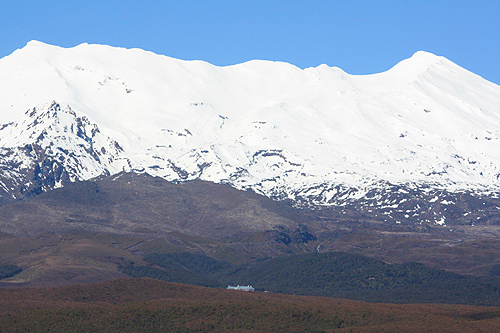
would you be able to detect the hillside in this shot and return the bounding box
[217,252,500,305]
[2,172,500,288]
[0,172,317,240]
[1,278,500,332]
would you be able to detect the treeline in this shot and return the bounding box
[219,252,500,305]
[120,251,500,305]
[119,253,229,288]
[0,264,22,279]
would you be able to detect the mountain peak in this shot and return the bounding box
[24,40,62,52]
[26,40,48,47]
[1,42,500,215]
[392,50,444,72]
[410,50,441,59]
[364,50,449,85]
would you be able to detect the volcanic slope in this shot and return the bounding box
[0,172,310,239]
[1,41,500,228]
[3,172,500,283]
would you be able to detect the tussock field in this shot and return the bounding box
[1,278,500,332]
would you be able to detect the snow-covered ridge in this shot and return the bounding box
[0,100,125,198]
[1,41,500,220]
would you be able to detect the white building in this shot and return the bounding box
[227,285,255,291]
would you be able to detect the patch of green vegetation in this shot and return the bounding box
[120,251,500,305]
[0,264,22,279]
[489,264,500,276]
[144,252,232,276]
[120,255,223,288]
[218,252,500,305]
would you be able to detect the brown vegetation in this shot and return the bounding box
[3,172,500,295]
[1,278,500,332]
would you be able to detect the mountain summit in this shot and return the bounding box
[1,41,500,226]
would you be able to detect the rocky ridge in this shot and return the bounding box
[1,42,500,228]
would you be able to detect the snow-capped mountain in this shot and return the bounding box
[1,41,500,226]
[0,100,124,199]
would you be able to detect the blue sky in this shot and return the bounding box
[1,1,499,84]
